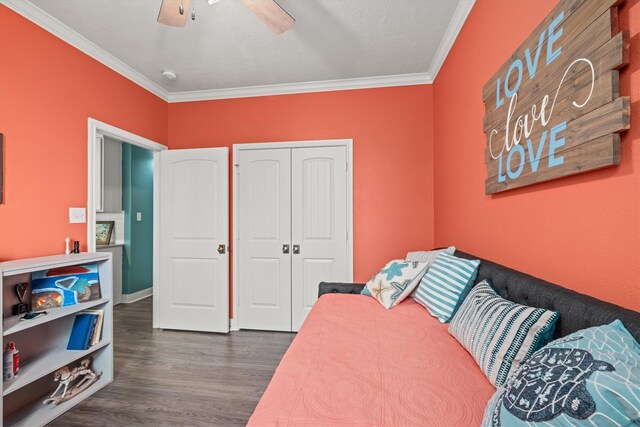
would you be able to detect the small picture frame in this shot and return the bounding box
[95,221,114,245]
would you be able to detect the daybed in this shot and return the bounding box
[248,250,640,426]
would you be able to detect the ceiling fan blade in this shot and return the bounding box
[158,0,190,27]
[241,0,295,35]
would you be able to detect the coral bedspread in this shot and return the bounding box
[249,294,495,426]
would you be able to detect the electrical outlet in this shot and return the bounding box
[69,208,86,224]
[136,212,142,221]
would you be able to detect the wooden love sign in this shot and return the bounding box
[482,0,630,194]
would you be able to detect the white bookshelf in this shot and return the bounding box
[0,253,114,427]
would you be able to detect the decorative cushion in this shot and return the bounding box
[362,260,428,309]
[407,246,456,300]
[482,320,640,426]
[405,246,456,263]
[449,281,559,387]
[413,252,480,322]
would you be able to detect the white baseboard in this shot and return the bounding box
[120,287,152,304]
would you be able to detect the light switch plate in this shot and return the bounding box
[69,207,87,223]
[136,212,142,221]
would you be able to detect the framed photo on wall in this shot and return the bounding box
[95,221,114,245]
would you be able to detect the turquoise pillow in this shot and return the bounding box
[482,320,640,426]
[414,252,480,322]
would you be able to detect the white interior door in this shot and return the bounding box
[158,148,229,333]
[291,146,348,331]
[238,149,292,331]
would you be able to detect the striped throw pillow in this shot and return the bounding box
[413,252,480,323]
[449,281,559,387]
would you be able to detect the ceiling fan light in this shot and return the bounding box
[208,0,221,4]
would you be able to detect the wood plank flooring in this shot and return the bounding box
[49,298,296,426]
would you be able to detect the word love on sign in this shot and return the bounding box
[483,0,630,194]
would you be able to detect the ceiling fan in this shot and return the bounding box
[157,0,295,35]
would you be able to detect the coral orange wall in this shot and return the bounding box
[168,86,435,287]
[0,6,167,260]
[433,0,640,310]
[7,0,634,316]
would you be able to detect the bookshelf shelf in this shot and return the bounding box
[3,298,109,337]
[4,375,111,427]
[0,253,114,427]
[2,340,110,397]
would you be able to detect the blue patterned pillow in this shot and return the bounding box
[482,320,640,426]
[361,260,428,309]
[413,252,480,322]
[449,281,559,387]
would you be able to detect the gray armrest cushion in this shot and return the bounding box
[318,282,366,297]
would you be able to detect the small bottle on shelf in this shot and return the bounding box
[3,342,18,381]
[12,342,19,377]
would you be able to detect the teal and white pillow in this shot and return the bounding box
[413,252,480,322]
[407,246,456,300]
[482,320,640,426]
[362,260,428,309]
[449,281,559,387]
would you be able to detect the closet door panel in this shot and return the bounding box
[291,146,348,331]
[238,149,292,331]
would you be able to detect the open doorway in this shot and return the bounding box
[95,136,154,305]
[87,118,167,326]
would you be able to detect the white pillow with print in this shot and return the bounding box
[405,246,456,263]
[364,260,428,309]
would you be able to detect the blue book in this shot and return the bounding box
[67,313,97,350]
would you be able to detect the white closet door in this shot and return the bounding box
[291,146,348,331]
[158,148,229,333]
[238,149,292,331]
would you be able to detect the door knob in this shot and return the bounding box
[292,245,300,254]
[217,244,226,254]
[282,244,290,254]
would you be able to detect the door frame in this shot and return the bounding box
[87,118,167,328]
[231,139,354,331]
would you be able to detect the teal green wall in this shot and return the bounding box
[122,144,153,295]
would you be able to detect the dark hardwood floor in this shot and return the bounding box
[49,298,295,426]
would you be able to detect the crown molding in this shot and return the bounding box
[167,73,432,103]
[0,0,169,101]
[428,0,475,80]
[2,0,475,103]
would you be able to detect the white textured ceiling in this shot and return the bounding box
[22,0,471,96]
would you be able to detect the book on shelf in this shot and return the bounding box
[83,309,105,346]
[67,309,104,350]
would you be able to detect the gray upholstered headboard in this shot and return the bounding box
[454,250,640,342]
[318,250,640,342]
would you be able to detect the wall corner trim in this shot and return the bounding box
[428,0,475,81]
[120,287,153,304]
[167,73,433,102]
